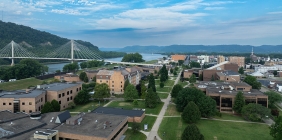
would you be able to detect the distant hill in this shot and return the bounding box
[117,45,282,54]
[0,21,126,60]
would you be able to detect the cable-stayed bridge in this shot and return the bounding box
[0,40,162,66]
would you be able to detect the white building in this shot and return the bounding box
[254,65,282,73]
[197,55,209,63]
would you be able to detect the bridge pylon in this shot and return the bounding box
[11,40,14,66]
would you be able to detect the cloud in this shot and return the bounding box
[204,7,225,10]
[51,8,89,16]
[268,11,282,14]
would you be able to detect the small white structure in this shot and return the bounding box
[250,71,264,78]
[0,80,4,83]
[8,79,16,82]
[276,82,282,92]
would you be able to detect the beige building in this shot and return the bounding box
[229,56,245,68]
[38,83,82,110]
[183,69,194,79]
[0,90,46,113]
[85,70,99,81]
[96,67,140,94]
[197,81,268,113]
[217,55,225,64]
[216,70,240,82]
[54,73,81,82]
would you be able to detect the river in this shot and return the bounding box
[46,53,166,73]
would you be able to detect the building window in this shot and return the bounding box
[9,103,12,105]
[121,89,123,92]
[112,85,114,87]
[70,90,73,94]
[58,94,61,98]
[70,96,73,100]
[3,103,6,105]
[79,87,81,90]
[29,102,32,105]
[106,81,108,83]
[67,97,69,101]
[29,110,32,113]
[100,80,102,83]
[63,106,65,108]
[121,81,122,83]
[41,98,43,102]
[67,91,69,95]
[112,81,114,83]
[62,93,65,97]
[59,101,61,104]
[77,88,78,91]
[121,85,123,88]
[112,89,114,91]
[22,102,25,105]
[22,110,25,112]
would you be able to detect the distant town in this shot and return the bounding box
[0,47,282,140]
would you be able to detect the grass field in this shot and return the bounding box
[213,113,245,121]
[177,81,188,87]
[0,77,42,90]
[158,93,169,99]
[156,86,172,93]
[128,115,157,131]
[165,104,181,116]
[106,101,164,115]
[158,117,272,140]
[142,60,158,64]
[66,100,108,113]
[155,80,175,87]
[124,129,146,140]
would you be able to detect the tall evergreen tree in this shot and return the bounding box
[182,101,201,123]
[148,74,156,92]
[145,88,160,108]
[233,91,245,113]
[41,102,54,113]
[171,84,183,98]
[181,124,204,140]
[140,81,147,99]
[51,100,60,112]
[189,74,196,84]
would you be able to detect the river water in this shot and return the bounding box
[46,53,166,73]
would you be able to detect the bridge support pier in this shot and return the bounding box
[11,40,14,66]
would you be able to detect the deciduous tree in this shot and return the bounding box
[74,90,91,104]
[171,84,183,98]
[124,79,130,90]
[189,74,196,84]
[79,72,87,81]
[244,75,261,89]
[145,88,160,108]
[124,84,139,101]
[264,91,282,108]
[93,83,110,100]
[41,102,54,113]
[241,103,271,121]
[270,116,282,140]
[238,67,244,74]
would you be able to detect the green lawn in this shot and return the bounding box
[158,93,169,99]
[156,86,172,93]
[142,60,158,64]
[106,101,164,115]
[158,117,272,140]
[213,113,245,121]
[177,81,188,87]
[155,80,175,87]
[0,77,42,90]
[66,100,108,113]
[128,115,157,131]
[165,104,181,116]
[124,129,146,140]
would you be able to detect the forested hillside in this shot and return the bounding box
[0,21,125,63]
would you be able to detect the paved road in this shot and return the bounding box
[147,68,182,140]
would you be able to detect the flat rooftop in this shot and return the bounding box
[93,107,145,117]
[56,113,127,138]
[0,111,28,123]
[39,82,82,91]
[0,89,45,98]
[207,88,266,97]
[0,117,45,139]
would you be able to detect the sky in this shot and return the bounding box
[0,0,282,48]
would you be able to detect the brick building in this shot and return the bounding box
[183,69,194,79]
[196,81,268,112]
[54,73,80,82]
[216,70,240,82]
[229,56,245,68]
[0,90,46,113]
[217,55,225,64]
[171,55,187,62]
[96,67,140,94]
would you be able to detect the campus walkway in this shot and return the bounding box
[147,69,182,140]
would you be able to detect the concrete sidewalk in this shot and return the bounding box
[147,69,182,140]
